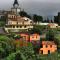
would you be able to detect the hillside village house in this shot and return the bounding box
[20,33,40,42]
[30,33,40,41]
[15,33,40,47]
[30,33,40,45]
[48,23,58,28]
[20,33,29,42]
[39,41,57,54]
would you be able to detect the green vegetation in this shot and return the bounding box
[29,25,46,34]
[0,35,15,60]
[33,14,43,22]
[19,11,31,19]
[0,16,6,27]
[0,34,60,60]
[55,34,60,50]
[0,24,60,60]
[54,12,60,25]
[0,35,38,60]
[8,33,21,39]
[39,52,59,60]
[46,29,56,41]
[0,21,5,27]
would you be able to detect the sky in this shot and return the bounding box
[0,0,60,18]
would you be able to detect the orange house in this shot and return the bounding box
[39,41,57,54]
[20,33,29,42]
[30,33,40,42]
[20,33,40,42]
[15,33,40,47]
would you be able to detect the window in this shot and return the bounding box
[14,16,15,19]
[50,45,52,48]
[30,21,32,24]
[40,50,43,54]
[20,26,22,28]
[24,25,27,28]
[12,16,13,18]
[13,26,15,28]
[46,45,48,48]
[48,50,50,54]
[17,26,18,28]
[40,45,43,48]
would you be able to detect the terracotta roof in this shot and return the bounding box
[48,23,58,26]
[42,41,56,45]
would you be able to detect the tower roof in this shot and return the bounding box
[13,0,19,7]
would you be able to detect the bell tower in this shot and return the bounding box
[11,0,21,15]
[13,0,19,8]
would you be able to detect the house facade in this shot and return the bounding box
[15,33,40,47]
[30,33,40,41]
[39,41,57,54]
[20,33,40,42]
[20,33,29,42]
[4,13,33,33]
[48,23,58,28]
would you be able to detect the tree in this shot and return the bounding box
[8,33,21,40]
[29,25,46,34]
[54,12,60,25]
[19,11,31,19]
[46,29,56,41]
[55,34,60,51]
[5,42,37,60]
[0,35,16,59]
[33,14,43,22]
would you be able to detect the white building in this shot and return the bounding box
[5,13,33,33]
[34,22,49,26]
[4,0,34,33]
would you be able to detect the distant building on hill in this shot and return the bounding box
[47,23,58,28]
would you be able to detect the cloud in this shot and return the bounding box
[21,0,60,3]
[0,0,60,16]
[21,2,60,16]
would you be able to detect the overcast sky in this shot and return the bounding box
[0,0,60,17]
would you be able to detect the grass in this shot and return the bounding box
[39,52,59,60]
